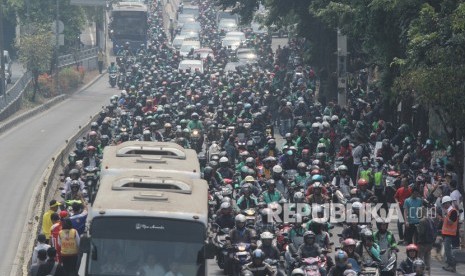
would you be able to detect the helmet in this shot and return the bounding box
[352,201,363,210]
[294,192,305,202]
[266,179,276,187]
[245,157,255,164]
[442,195,454,205]
[335,250,348,267]
[220,202,231,210]
[357,178,369,187]
[252,249,265,260]
[87,146,96,152]
[68,152,77,163]
[164,123,172,128]
[219,157,229,164]
[235,214,246,224]
[310,168,320,175]
[272,165,283,174]
[69,169,80,178]
[244,176,255,182]
[338,165,348,172]
[413,259,425,271]
[260,231,274,240]
[311,175,323,183]
[362,230,373,240]
[313,182,322,189]
[291,268,305,276]
[297,162,307,170]
[343,238,356,247]
[303,231,315,240]
[242,270,253,276]
[406,244,418,254]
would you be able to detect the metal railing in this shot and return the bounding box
[0,47,99,122]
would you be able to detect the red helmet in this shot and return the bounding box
[87,146,96,152]
[406,244,418,253]
[357,178,369,186]
[310,169,321,176]
[89,131,97,137]
[343,238,356,247]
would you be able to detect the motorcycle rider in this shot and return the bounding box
[296,231,326,276]
[327,250,352,276]
[229,214,257,246]
[373,221,399,253]
[355,230,381,265]
[355,178,376,203]
[237,185,259,210]
[259,232,280,260]
[242,249,276,276]
[218,157,235,179]
[82,146,100,168]
[294,162,309,188]
[341,238,362,265]
[331,165,353,202]
[263,139,280,158]
[260,179,283,204]
[412,259,427,276]
[62,153,80,181]
[62,169,85,198]
[215,202,236,229]
[398,244,419,275]
[64,180,87,203]
[306,182,329,204]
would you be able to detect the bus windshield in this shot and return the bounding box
[87,217,205,276]
[111,12,147,39]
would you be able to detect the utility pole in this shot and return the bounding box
[336,28,348,108]
[0,0,5,97]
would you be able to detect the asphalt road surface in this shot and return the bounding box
[0,76,115,275]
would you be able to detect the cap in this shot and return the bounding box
[49,199,61,208]
[59,210,69,218]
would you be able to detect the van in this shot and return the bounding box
[178,59,204,74]
[3,50,12,84]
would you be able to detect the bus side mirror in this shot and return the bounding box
[79,234,90,254]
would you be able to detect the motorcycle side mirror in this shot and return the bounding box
[225,236,231,241]
[59,187,64,190]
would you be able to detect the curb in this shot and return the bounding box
[9,72,106,276]
[0,72,106,137]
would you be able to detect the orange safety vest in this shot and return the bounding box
[59,229,78,256]
[442,206,458,236]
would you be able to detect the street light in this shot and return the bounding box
[0,0,6,97]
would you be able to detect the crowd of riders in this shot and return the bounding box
[31,0,463,275]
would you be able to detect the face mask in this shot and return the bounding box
[362,162,368,166]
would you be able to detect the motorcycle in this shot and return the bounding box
[300,256,327,276]
[109,70,118,88]
[243,208,257,228]
[211,224,231,270]
[190,129,203,153]
[379,249,397,276]
[84,166,99,203]
[227,243,252,276]
[264,258,286,276]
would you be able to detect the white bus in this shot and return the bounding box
[79,171,211,275]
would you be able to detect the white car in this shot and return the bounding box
[177,14,196,28]
[172,35,196,50]
[218,19,238,32]
[193,48,215,61]
[236,48,258,64]
[178,59,204,74]
[224,61,246,72]
[225,31,246,43]
[221,37,242,51]
[180,40,201,57]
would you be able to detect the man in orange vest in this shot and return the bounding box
[441,195,458,272]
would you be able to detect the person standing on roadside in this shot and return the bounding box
[97,48,104,74]
[31,234,50,265]
[394,177,411,244]
[37,247,66,276]
[42,200,61,244]
[441,196,458,273]
[30,249,47,276]
[58,219,80,275]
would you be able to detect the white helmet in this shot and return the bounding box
[322,115,331,122]
[442,196,454,205]
[260,231,274,240]
[352,201,363,210]
[291,268,305,276]
[219,157,229,163]
[235,214,246,223]
[272,165,283,174]
[331,115,339,122]
[338,165,348,171]
[220,202,231,209]
[311,122,320,129]
[322,121,330,129]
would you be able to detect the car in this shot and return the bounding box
[225,31,246,43]
[182,22,201,33]
[217,9,239,25]
[251,22,268,34]
[179,29,200,40]
[193,48,215,61]
[235,48,258,64]
[177,13,196,28]
[181,5,199,17]
[180,40,201,57]
[269,24,289,38]
[178,59,204,74]
[172,34,197,50]
[218,19,238,32]
[224,61,247,72]
[3,50,12,84]
[221,37,242,51]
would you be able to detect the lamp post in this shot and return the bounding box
[55,0,60,94]
[0,0,5,97]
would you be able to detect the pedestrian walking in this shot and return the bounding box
[441,195,458,273]
[417,207,436,275]
[98,48,104,74]
[403,187,423,244]
[58,218,80,275]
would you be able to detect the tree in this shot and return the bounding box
[17,26,53,101]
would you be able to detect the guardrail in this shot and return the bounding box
[0,47,99,122]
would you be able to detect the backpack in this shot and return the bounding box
[47,262,58,276]
[424,218,437,244]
